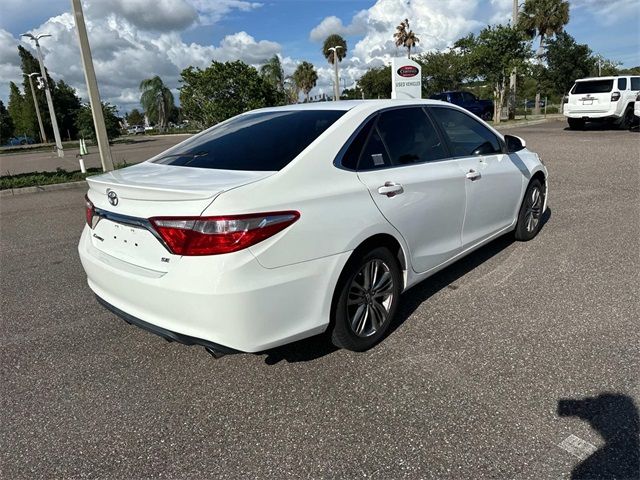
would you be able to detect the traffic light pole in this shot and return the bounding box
[71,0,114,172]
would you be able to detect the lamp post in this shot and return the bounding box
[26,73,47,144]
[70,0,114,171]
[328,46,343,101]
[21,33,64,157]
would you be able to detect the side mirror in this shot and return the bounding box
[505,134,526,153]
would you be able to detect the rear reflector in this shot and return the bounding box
[149,211,300,256]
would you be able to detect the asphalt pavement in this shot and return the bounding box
[1,120,638,479]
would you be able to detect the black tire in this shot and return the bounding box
[620,106,634,130]
[331,247,402,351]
[481,110,493,121]
[515,179,545,241]
[568,118,585,130]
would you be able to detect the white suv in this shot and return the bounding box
[564,76,639,129]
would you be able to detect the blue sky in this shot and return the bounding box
[1,0,638,111]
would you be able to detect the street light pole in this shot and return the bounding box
[328,46,343,101]
[26,73,47,144]
[70,0,114,172]
[21,33,64,157]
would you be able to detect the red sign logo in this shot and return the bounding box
[397,66,419,78]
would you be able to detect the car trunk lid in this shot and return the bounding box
[569,79,614,113]
[86,162,274,272]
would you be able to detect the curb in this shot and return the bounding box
[495,115,564,130]
[1,180,87,197]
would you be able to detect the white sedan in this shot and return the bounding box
[79,100,548,356]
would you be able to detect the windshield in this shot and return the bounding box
[572,80,614,94]
[153,110,345,171]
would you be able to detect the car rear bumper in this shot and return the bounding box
[564,105,620,120]
[78,226,350,353]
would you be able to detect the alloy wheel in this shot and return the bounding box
[525,186,543,233]
[347,259,394,337]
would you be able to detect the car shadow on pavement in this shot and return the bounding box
[261,208,551,364]
[557,393,639,479]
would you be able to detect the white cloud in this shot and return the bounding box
[2,3,279,113]
[189,0,263,25]
[571,0,639,26]
[89,0,198,31]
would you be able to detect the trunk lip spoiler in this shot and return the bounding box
[90,206,173,254]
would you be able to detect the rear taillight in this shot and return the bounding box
[149,211,300,256]
[85,195,94,227]
[636,93,640,101]
[611,92,621,101]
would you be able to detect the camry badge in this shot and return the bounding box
[107,190,119,206]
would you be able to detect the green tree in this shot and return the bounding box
[394,18,420,58]
[260,55,285,93]
[519,0,569,112]
[76,102,121,141]
[545,32,593,99]
[418,49,470,96]
[0,100,15,144]
[180,60,279,127]
[468,25,530,123]
[7,82,34,137]
[52,80,81,140]
[139,76,174,131]
[357,66,391,99]
[322,34,348,100]
[283,76,300,104]
[126,108,145,126]
[292,61,318,102]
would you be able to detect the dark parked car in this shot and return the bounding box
[430,91,493,120]
[6,136,36,146]
[525,99,546,109]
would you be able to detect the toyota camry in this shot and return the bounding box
[79,100,548,357]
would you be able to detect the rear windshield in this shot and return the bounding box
[572,80,614,94]
[153,110,345,171]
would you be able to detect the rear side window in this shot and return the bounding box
[631,77,640,90]
[153,110,345,171]
[341,117,375,170]
[572,80,614,94]
[359,126,392,170]
[376,108,448,165]
[618,78,627,90]
[430,107,502,157]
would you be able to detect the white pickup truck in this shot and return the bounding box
[564,75,639,129]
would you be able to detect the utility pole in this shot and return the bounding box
[329,46,343,101]
[21,33,64,157]
[508,0,518,120]
[70,0,114,171]
[26,73,47,144]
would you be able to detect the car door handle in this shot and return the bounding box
[466,169,481,181]
[378,181,404,197]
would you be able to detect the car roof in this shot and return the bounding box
[575,76,627,81]
[249,99,448,114]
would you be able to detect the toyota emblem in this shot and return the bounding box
[107,190,119,206]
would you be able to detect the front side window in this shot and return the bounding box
[618,78,627,90]
[462,92,476,103]
[376,108,448,165]
[572,80,614,94]
[429,107,502,157]
[153,110,345,171]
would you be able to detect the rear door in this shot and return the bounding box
[354,107,466,273]
[429,106,524,247]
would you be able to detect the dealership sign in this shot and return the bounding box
[391,57,422,99]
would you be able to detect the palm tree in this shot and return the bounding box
[260,55,285,93]
[322,34,347,101]
[292,62,318,103]
[283,76,300,105]
[139,76,174,132]
[519,0,569,113]
[394,19,420,59]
